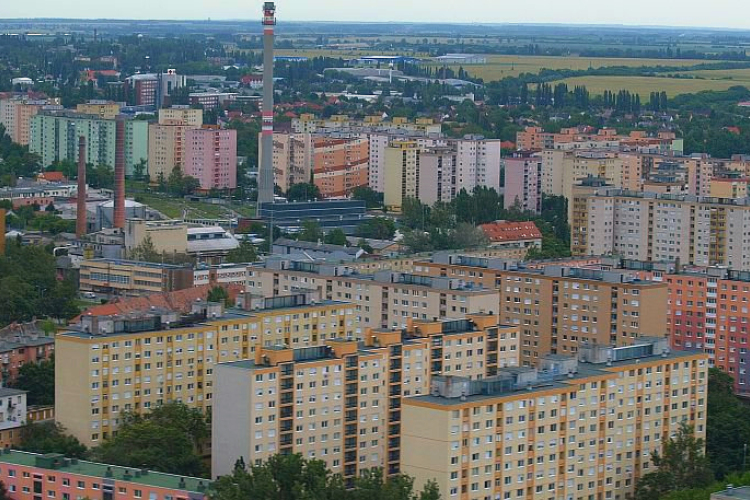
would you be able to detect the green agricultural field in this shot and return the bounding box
[555,75,749,98]
[674,68,750,82]
[438,55,718,80]
[276,49,720,81]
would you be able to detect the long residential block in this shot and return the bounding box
[411,254,668,366]
[402,338,708,500]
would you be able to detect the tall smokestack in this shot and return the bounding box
[76,136,87,237]
[258,1,276,205]
[114,117,126,229]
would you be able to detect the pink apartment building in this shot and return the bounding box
[0,450,209,500]
[184,127,237,190]
[503,153,541,213]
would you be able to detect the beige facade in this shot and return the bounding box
[148,123,191,181]
[571,189,750,270]
[249,259,501,331]
[382,137,502,210]
[79,258,194,296]
[212,314,520,480]
[76,102,121,119]
[412,254,668,367]
[402,339,708,500]
[55,296,358,446]
[124,219,189,255]
[158,107,203,128]
[259,133,314,193]
[147,109,203,182]
[0,99,52,146]
[709,178,748,199]
[292,114,441,135]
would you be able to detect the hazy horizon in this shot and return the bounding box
[0,0,749,31]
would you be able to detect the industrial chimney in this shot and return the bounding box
[76,136,87,238]
[113,117,126,229]
[257,1,276,206]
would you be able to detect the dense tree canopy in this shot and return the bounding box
[351,186,383,209]
[19,422,87,458]
[226,240,258,263]
[0,244,80,327]
[706,369,750,479]
[13,358,54,406]
[357,217,396,240]
[324,228,348,246]
[287,183,321,202]
[634,422,714,500]
[397,189,568,257]
[92,402,210,478]
[211,454,440,500]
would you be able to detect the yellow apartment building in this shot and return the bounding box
[212,314,520,482]
[402,338,708,500]
[384,140,422,211]
[55,295,358,447]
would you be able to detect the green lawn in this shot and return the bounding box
[133,193,255,220]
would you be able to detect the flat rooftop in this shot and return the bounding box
[408,348,704,407]
[0,451,209,493]
[712,487,750,500]
[82,258,189,270]
[59,300,351,339]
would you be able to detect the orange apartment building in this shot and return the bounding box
[312,137,369,198]
[0,451,209,500]
[597,257,750,394]
[412,254,668,366]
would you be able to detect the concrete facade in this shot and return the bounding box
[184,127,237,190]
[402,342,708,500]
[212,315,519,481]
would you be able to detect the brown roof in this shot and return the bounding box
[38,172,66,182]
[479,220,543,243]
[71,284,244,323]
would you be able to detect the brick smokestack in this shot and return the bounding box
[76,136,87,238]
[114,117,126,229]
[258,2,276,205]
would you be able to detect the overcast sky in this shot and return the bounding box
[0,0,748,30]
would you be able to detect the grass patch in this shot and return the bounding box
[131,192,256,221]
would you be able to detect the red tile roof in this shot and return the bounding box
[71,284,244,324]
[37,171,66,182]
[479,220,542,243]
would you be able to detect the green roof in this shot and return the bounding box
[0,451,210,494]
